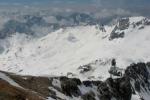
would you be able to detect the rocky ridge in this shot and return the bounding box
[0,61,150,100]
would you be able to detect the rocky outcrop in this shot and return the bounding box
[78,64,93,74]
[133,18,150,28]
[109,18,129,40]
[118,18,130,30]
[98,77,132,100]
[109,17,150,40]
[81,91,96,100]
[60,77,81,97]
[109,28,125,40]
[125,62,150,94]
[0,70,134,100]
[1,61,150,100]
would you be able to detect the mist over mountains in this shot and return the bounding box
[0,1,150,100]
[0,0,149,39]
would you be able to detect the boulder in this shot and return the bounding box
[81,91,95,100]
[60,77,80,97]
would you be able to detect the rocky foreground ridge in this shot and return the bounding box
[0,62,150,100]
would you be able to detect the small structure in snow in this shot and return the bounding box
[109,59,123,78]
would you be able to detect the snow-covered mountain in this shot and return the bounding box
[1,16,150,100]
[0,16,150,81]
[0,13,101,39]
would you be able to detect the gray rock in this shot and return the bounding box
[118,18,129,30]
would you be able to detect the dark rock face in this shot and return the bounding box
[125,62,150,93]
[125,63,148,80]
[83,81,93,87]
[118,18,130,30]
[117,77,132,100]
[60,76,81,97]
[98,77,132,100]
[109,18,129,40]
[109,26,125,40]
[81,92,96,100]
[71,78,82,85]
[144,18,150,25]
[98,82,111,100]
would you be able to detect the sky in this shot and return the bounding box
[0,0,149,17]
[0,0,91,5]
[0,0,149,7]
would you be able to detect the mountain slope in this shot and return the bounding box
[1,62,150,100]
[0,16,150,81]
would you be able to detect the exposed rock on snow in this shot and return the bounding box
[0,64,145,100]
[0,17,150,81]
[109,18,129,40]
[0,16,150,100]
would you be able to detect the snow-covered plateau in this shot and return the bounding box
[0,16,150,79]
[0,16,150,100]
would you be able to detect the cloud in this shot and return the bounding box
[91,0,150,7]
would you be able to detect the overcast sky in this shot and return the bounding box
[0,0,149,6]
[0,0,149,17]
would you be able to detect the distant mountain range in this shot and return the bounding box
[0,12,104,39]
